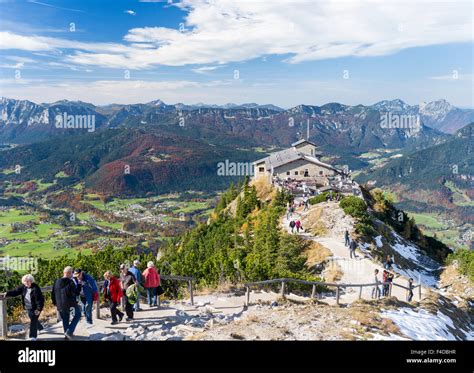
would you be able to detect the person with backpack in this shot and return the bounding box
[407,278,414,302]
[52,266,82,339]
[295,219,302,233]
[289,220,296,233]
[103,271,124,325]
[371,269,381,299]
[349,238,357,259]
[73,268,98,325]
[119,264,136,321]
[344,229,350,247]
[2,274,44,340]
[142,261,161,307]
[129,260,143,312]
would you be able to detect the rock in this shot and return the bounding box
[102,333,127,341]
[8,324,25,333]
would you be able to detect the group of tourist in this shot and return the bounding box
[289,219,303,234]
[345,231,415,302]
[1,260,162,340]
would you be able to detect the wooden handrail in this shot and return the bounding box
[244,277,419,291]
[244,277,421,306]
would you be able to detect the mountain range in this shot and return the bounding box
[3,97,471,152]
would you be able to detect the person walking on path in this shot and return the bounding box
[103,271,124,325]
[371,269,381,299]
[142,261,160,307]
[289,220,296,233]
[344,229,350,247]
[52,266,82,339]
[73,269,98,325]
[129,260,143,312]
[2,274,44,340]
[407,278,414,302]
[119,264,136,321]
[303,195,309,211]
[384,255,394,270]
[349,238,357,259]
[295,219,302,233]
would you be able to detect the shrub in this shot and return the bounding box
[446,248,474,282]
[339,196,367,218]
[309,192,329,205]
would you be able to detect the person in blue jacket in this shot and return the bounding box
[73,268,98,325]
[129,260,143,311]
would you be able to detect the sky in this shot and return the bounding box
[0,0,472,108]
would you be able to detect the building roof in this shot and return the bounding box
[291,139,318,147]
[254,148,341,174]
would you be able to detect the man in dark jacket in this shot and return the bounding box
[349,238,357,259]
[119,264,136,321]
[52,266,82,339]
[344,229,350,247]
[73,268,98,325]
[3,274,44,340]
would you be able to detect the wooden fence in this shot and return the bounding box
[0,274,194,339]
[244,277,421,306]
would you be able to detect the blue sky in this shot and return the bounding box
[0,0,472,107]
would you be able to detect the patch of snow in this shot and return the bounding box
[374,235,383,248]
[381,307,474,341]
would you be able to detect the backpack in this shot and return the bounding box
[126,284,140,305]
[289,221,295,228]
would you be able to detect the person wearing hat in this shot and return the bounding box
[119,264,136,321]
[129,260,143,312]
[73,268,98,325]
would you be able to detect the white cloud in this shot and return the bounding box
[0,0,471,69]
[125,10,136,16]
[191,65,225,74]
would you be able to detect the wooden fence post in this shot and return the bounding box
[418,285,422,301]
[0,297,8,339]
[188,280,194,306]
[311,284,316,299]
[336,286,340,305]
[280,280,286,298]
[245,286,250,306]
[389,282,393,297]
[358,286,362,300]
[95,299,100,320]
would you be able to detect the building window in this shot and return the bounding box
[286,171,290,175]
[311,149,314,156]
[259,167,265,173]
[304,169,309,177]
[319,171,323,176]
[294,171,298,175]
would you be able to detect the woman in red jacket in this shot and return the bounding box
[103,271,124,325]
[142,261,160,307]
